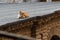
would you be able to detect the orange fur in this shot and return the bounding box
[18,10,29,18]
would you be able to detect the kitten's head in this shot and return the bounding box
[20,10,25,15]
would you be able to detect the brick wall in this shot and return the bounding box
[36,17,60,40]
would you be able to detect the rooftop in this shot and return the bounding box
[0,2,60,26]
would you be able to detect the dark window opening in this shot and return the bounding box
[52,0,60,1]
[51,35,60,40]
[23,0,27,2]
[40,0,46,2]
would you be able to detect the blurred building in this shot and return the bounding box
[0,0,60,3]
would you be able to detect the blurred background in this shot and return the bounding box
[0,0,60,3]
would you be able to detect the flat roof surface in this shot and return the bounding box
[0,2,60,26]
